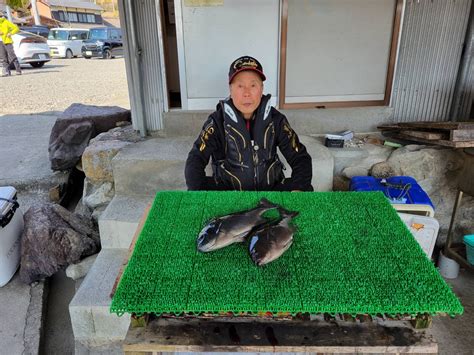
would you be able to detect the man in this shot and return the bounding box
[0,11,21,76]
[185,55,313,191]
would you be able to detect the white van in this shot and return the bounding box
[47,28,89,59]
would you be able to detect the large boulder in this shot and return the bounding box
[48,104,131,171]
[387,145,473,244]
[20,203,100,284]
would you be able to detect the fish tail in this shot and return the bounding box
[258,197,279,209]
[278,206,299,218]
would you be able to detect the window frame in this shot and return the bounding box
[278,0,403,109]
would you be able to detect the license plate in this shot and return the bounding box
[86,51,92,56]
[38,54,46,59]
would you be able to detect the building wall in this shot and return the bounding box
[119,0,472,135]
[391,0,472,122]
[37,1,52,18]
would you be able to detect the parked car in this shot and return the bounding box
[19,25,50,39]
[47,28,89,59]
[12,31,51,68]
[81,27,123,59]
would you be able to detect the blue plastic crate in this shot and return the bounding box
[349,176,434,209]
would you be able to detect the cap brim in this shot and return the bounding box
[229,68,266,84]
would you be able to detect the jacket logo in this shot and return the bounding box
[224,103,238,123]
[283,123,299,153]
[199,124,214,152]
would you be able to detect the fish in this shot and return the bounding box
[196,198,279,252]
[249,207,299,266]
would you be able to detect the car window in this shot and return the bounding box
[69,31,79,40]
[110,30,120,40]
[89,29,108,40]
[80,31,88,40]
[48,30,68,40]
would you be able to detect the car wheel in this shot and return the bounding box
[65,49,73,59]
[84,56,91,59]
[103,49,112,59]
[30,62,45,68]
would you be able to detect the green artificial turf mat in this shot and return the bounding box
[110,191,463,317]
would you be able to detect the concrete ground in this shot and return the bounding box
[0,58,130,115]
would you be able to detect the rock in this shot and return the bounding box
[74,197,92,220]
[387,146,471,244]
[66,253,98,280]
[370,161,396,178]
[48,104,131,171]
[342,166,369,179]
[82,140,132,183]
[83,179,114,209]
[20,203,100,284]
[333,175,350,191]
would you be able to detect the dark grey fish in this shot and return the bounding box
[249,208,299,266]
[197,198,278,252]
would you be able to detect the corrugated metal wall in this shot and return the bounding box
[133,0,166,131]
[392,0,472,122]
[119,0,166,134]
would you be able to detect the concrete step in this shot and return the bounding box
[69,249,131,350]
[112,136,193,197]
[98,194,152,249]
[112,135,334,197]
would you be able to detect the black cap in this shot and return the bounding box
[228,56,266,84]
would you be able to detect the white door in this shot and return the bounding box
[175,0,280,110]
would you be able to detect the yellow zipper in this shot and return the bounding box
[226,130,242,163]
[267,160,278,185]
[227,124,247,149]
[263,122,274,150]
[223,166,243,191]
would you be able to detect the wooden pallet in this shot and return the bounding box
[123,317,437,354]
[378,121,474,148]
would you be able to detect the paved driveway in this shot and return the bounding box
[0,58,130,115]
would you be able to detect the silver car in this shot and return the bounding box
[12,31,51,68]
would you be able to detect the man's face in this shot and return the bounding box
[229,71,263,119]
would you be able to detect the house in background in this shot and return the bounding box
[29,0,104,28]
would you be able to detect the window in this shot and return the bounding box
[58,11,66,22]
[87,14,95,23]
[68,12,78,22]
[279,0,402,108]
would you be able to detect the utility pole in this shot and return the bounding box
[30,0,41,25]
[5,5,13,22]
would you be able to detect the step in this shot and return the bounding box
[112,136,193,197]
[98,194,152,249]
[112,135,333,197]
[69,248,131,349]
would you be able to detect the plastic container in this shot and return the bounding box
[463,234,474,266]
[350,176,435,208]
[0,186,24,287]
[438,251,460,279]
[398,213,439,258]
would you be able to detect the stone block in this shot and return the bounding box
[112,137,193,196]
[98,195,152,249]
[69,249,131,346]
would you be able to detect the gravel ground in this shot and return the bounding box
[0,58,130,115]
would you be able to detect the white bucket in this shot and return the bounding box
[438,251,460,279]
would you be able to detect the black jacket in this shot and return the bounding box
[185,95,313,191]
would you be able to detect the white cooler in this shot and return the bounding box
[0,186,24,287]
[398,212,439,258]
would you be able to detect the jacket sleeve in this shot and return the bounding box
[184,115,221,190]
[275,114,313,191]
[8,20,19,36]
